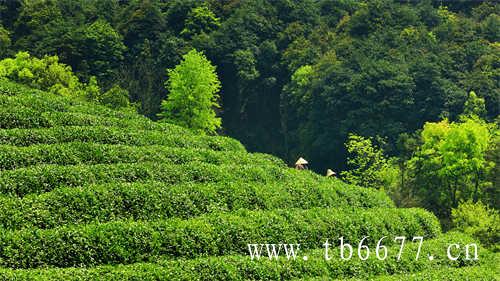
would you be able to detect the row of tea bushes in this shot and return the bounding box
[301,243,495,280]
[0,79,141,120]
[0,91,67,112]
[0,142,276,170]
[0,126,240,149]
[358,260,498,281]
[0,108,181,130]
[328,252,498,281]
[0,207,440,268]
[328,265,497,281]
[0,79,43,97]
[0,180,393,230]
[0,162,289,196]
[0,232,483,279]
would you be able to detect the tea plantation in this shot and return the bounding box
[0,79,497,280]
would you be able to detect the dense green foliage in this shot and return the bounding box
[308,253,499,280]
[2,0,497,171]
[0,142,279,169]
[0,162,285,196]
[0,52,89,97]
[0,126,242,151]
[0,0,498,279]
[335,92,498,222]
[341,134,398,190]
[408,117,495,217]
[452,200,500,251]
[99,84,130,109]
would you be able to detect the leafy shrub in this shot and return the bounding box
[0,162,390,204]
[0,207,439,268]
[0,52,89,97]
[338,253,499,281]
[452,200,500,251]
[0,108,183,131]
[100,85,130,109]
[341,134,393,190]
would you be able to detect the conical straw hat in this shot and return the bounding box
[295,157,308,165]
[326,169,336,177]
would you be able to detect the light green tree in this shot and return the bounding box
[341,134,399,190]
[159,49,221,134]
[409,118,494,217]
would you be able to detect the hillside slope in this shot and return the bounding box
[0,79,495,280]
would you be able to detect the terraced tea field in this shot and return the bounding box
[0,79,497,280]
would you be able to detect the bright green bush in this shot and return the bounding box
[347,266,498,281]
[0,52,88,97]
[2,249,490,281]
[0,142,276,170]
[0,82,68,111]
[0,179,393,230]
[0,77,43,96]
[452,200,500,252]
[0,162,390,204]
[0,233,490,280]
[0,207,439,268]
[0,107,51,129]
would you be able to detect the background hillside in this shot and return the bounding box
[1,0,498,171]
[0,79,497,279]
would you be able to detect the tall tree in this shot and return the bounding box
[409,118,494,218]
[159,49,221,134]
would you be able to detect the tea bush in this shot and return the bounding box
[0,180,393,230]
[0,208,440,268]
[0,126,243,151]
[0,142,279,170]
